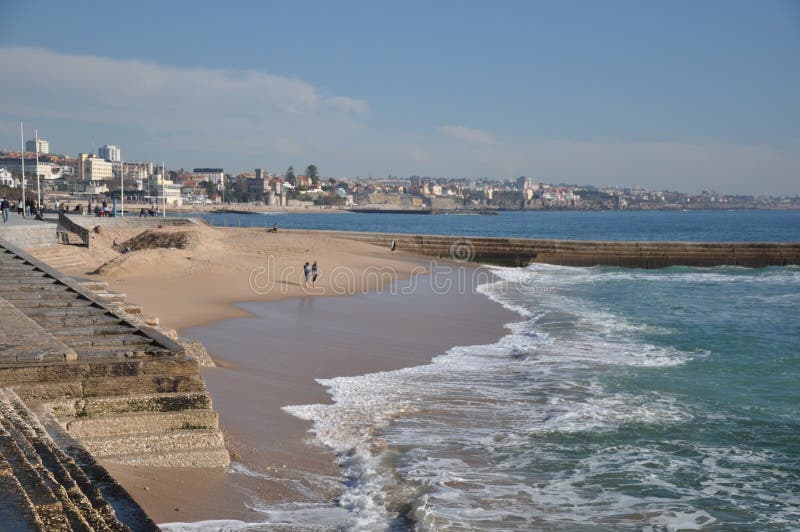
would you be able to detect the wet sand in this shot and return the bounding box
[111,267,516,524]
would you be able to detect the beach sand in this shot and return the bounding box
[30,224,516,524]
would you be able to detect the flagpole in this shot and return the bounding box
[20,122,25,217]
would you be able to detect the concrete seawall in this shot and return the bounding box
[314,230,800,268]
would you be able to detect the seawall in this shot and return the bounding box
[315,230,800,268]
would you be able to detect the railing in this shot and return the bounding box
[58,212,91,247]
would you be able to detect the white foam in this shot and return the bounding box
[276,261,788,529]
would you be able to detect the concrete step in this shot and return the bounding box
[0,288,73,300]
[0,424,70,530]
[0,277,59,286]
[82,429,225,458]
[0,454,43,531]
[75,280,108,292]
[81,373,207,397]
[0,270,48,278]
[93,292,127,303]
[0,283,68,293]
[11,297,95,307]
[65,409,219,438]
[4,358,203,400]
[50,392,213,418]
[96,447,231,468]
[32,314,122,328]
[121,304,143,315]
[0,389,134,531]
[48,324,138,337]
[61,334,154,348]
[22,307,109,318]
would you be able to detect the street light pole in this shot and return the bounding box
[35,129,41,213]
[120,162,124,217]
[20,122,25,217]
[162,161,166,218]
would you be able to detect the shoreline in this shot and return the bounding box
[65,224,516,524]
[107,267,516,525]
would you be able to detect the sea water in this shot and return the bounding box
[163,211,800,531]
[185,209,800,242]
[282,264,800,530]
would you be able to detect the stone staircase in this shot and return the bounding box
[0,239,229,473]
[0,250,169,361]
[27,246,91,276]
[0,387,158,531]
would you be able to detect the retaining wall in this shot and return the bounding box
[60,213,197,247]
[0,224,57,249]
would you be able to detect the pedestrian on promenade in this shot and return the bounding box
[303,261,311,287]
[1,198,9,223]
[17,198,23,216]
[311,261,319,287]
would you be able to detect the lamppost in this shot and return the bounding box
[162,161,166,218]
[35,129,41,214]
[120,162,124,217]
[19,122,25,218]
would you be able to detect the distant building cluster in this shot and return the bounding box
[0,135,797,210]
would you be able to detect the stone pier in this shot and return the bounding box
[317,230,800,268]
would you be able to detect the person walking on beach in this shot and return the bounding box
[390,239,397,255]
[1,197,9,223]
[303,261,311,287]
[311,261,318,288]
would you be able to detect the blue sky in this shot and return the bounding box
[0,0,798,194]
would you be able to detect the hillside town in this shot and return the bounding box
[1,141,798,212]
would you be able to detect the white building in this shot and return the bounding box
[76,153,113,182]
[148,173,183,206]
[25,139,50,154]
[0,168,15,187]
[98,145,121,162]
[193,168,224,185]
[0,157,55,180]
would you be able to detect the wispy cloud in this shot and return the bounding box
[0,46,370,163]
[439,125,494,145]
[0,47,797,195]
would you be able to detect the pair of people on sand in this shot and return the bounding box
[303,260,319,288]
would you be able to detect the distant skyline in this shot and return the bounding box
[0,1,798,195]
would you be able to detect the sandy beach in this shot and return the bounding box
[28,223,515,524]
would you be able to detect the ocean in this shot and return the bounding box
[281,263,800,530]
[182,209,800,242]
[165,210,800,531]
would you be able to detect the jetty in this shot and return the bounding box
[322,231,800,268]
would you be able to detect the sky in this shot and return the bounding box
[0,0,798,195]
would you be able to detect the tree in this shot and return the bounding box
[285,166,296,186]
[306,165,319,187]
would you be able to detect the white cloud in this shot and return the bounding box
[0,46,797,195]
[439,125,494,145]
[0,46,370,164]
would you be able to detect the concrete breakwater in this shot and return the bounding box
[321,230,800,268]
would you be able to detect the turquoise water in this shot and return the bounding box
[186,209,800,242]
[287,264,800,530]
